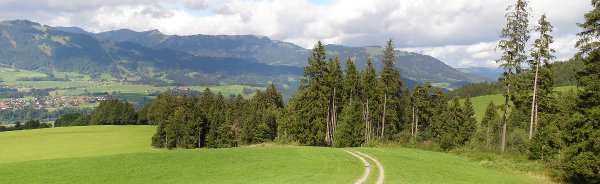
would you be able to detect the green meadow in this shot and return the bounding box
[464,86,577,121]
[0,126,548,183]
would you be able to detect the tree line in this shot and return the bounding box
[0,120,52,131]
[145,85,283,149]
[279,40,477,149]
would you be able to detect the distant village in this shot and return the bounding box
[0,87,202,110]
[0,95,109,110]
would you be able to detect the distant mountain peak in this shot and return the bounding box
[1,19,41,26]
[144,29,164,35]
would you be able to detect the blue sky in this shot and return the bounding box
[308,0,331,5]
[0,0,591,67]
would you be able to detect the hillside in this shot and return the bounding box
[63,25,484,87]
[0,126,545,183]
[457,67,504,81]
[1,20,301,87]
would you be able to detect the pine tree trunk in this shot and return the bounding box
[363,99,370,144]
[529,52,540,140]
[486,120,490,151]
[381,92,387,140]
[501,71,511,154]
[326,99,331,145]
[534,103,539,132]
[198,131,202,148]
[331,88,337,147]
[411,106,415,140]
[366,99,370,144]
[415,110,419,140]
[363,103,367,144]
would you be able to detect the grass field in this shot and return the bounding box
[462,94,505,122]
[465,86,577,122]
[0,126,360,183]
[0,126,156,163]
[0,126,548,183]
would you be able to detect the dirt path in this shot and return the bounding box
[343,150,371,184]
[343,150,385,184]
[357,151,384,184]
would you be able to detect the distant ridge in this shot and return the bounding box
[3,20,484,89]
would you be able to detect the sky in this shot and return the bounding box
[0,0,592,68]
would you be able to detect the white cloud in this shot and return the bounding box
[0,0,592,67]
[402,34,580,68]
[402,41,500,68]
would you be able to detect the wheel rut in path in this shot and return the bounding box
[356,151,384,184]
[343,150,371,184]
[343,150,384,184]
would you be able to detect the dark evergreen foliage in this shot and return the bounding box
[90,99,138,125]
[147,86,283,149]
[557,0,600,182]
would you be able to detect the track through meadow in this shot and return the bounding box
[344,150,385,184]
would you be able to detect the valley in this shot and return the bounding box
[1,0,599,183]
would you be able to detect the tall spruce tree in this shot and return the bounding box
[529,14,555,140]
[288,41,329,145]
[335,100,364,147]
[207,92,226,148]
[411,83,432,141]
[379,39,404,140]
[496,0,530,153]
[325,57,343,146]
[481,102,500,151]
[460,97,477,145]
[149,94,185,148]
[560,1,600,182]
[343,58,361,104]
[361,59,380,144]
[195,88,214,147]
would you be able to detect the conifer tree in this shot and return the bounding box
[458,97,476,145]
[411,83,432,141]
[481,102,500,151]
[343,57,361,104]
[361,59,380,144]
[529,14,555,140]
[325,57,343,146]
[379,39,404,140]
[165,107,186,149]
[560,1,600,181]
[288,41,329,145]
[228,95,246,146]
[335,100,364,147]
[496,0,530,153]
[207,92,226,148]
[440,97,464,149]
[195,88,213,147]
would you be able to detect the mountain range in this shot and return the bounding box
[1,19,485,89]
[457,67,503,81]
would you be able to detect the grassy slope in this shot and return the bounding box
[0,126,156,163]
[0,126,548,183]
[466,94,505,122]
[1,147,359,184]
[0,126,360,184]
[466,86,577,121]
[355,147,546,184]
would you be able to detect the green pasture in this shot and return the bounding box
[0,126,548,183]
